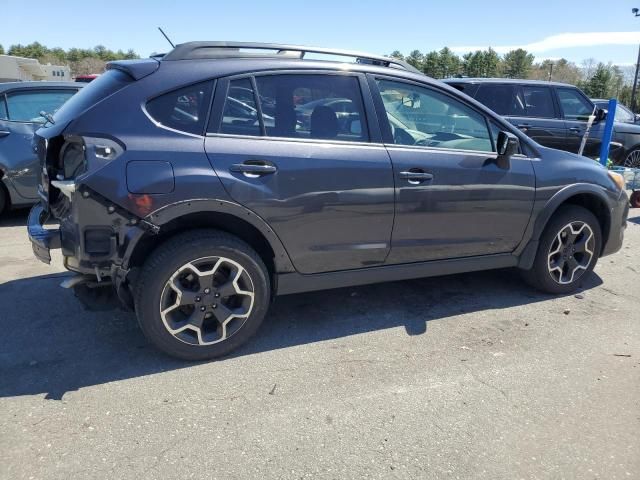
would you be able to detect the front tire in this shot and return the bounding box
[522,205,602,294]
[134,230,271,360]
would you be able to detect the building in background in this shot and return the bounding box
[0,54,71,82]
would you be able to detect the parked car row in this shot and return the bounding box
[26,41,628,360]
[444,78,640,168]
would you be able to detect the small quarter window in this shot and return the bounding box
[0,97,7,120]
[146,81,213,135]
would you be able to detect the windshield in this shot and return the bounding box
[53,69,132,124]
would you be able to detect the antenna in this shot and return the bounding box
[158,27,175,48]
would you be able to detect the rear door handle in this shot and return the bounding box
[0,130,10,138]
[399,170,433,184]
[569,127,582,133]
[230,162,277,176]
[516,124,531,130]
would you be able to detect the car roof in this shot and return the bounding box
[442,77,575,88]
[0,81,84,93]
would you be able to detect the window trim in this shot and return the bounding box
[369,74,497,154]
[1,87,79,124]
[555,86,596,121]
[206,69,379,145]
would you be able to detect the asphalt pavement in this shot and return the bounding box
[1,208,639,480]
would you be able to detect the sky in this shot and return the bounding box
[2,0,640,66]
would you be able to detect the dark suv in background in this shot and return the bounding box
[28,42,629,360]
[444,78,640,168]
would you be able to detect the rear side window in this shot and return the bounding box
[557,88,595,120]
[474,84,525,116]
[147,81,214,135]
[5,90,76,123]
[522,86,555,118]
[53,69,129,124]
[256,74,369,142]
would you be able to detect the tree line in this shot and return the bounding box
[0,42,139,76]
[389,47,634,106]
[0,42,633,105]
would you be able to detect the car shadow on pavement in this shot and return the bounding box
[627,211,640,225]
[0,268,602,400]
[0,208,30,228]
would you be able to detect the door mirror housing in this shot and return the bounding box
[595,108,607,122]
[496,131,519,168]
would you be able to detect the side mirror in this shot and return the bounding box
[496,131,519,168]
[595,108,607,122]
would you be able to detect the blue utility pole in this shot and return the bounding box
[599,99,617,166]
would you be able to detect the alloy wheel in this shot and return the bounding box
[547,222,595,285]
[624,149,640,168]
[159,256,255,346]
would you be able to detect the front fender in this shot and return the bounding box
[517,183,614,269]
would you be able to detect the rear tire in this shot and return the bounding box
[522,205,602,294]
[134,229,271,360]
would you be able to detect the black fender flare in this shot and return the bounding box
[517,183,613,269]
[121,198,296,273]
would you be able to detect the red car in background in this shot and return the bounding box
[74,74,99,83]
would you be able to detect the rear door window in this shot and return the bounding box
[5,90,76,123]
[557,88,595,120]
[255,74,369,142]
[474,84,525,116]
[521,86,556,118]
[146,81,214,135]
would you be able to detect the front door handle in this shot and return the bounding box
[399,170,434,185]
[516,123,531,130]
[230,162,277,177]
[0,130,10,138]
[569,127,582,134]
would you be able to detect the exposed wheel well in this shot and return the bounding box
[558,193,610,252]
[127,211,277,277]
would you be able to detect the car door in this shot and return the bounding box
[370,76,535,264]
[0,88,77,199]
[556,86,601,157]
[204,72,395,274]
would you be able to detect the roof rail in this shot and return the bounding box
[161,41,421,74]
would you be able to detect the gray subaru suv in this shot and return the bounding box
[28,42,629,360]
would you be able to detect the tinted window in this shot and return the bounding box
[522,86,555,118]
[475,84,525,116]
[255,74,368,142]
[219,78,261,136]
[0,97,7,120]
[5,90,76,123]
[53,69,128,124]
[377,79,493,152]
[147,81,214,135]
[557,88,594,120]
